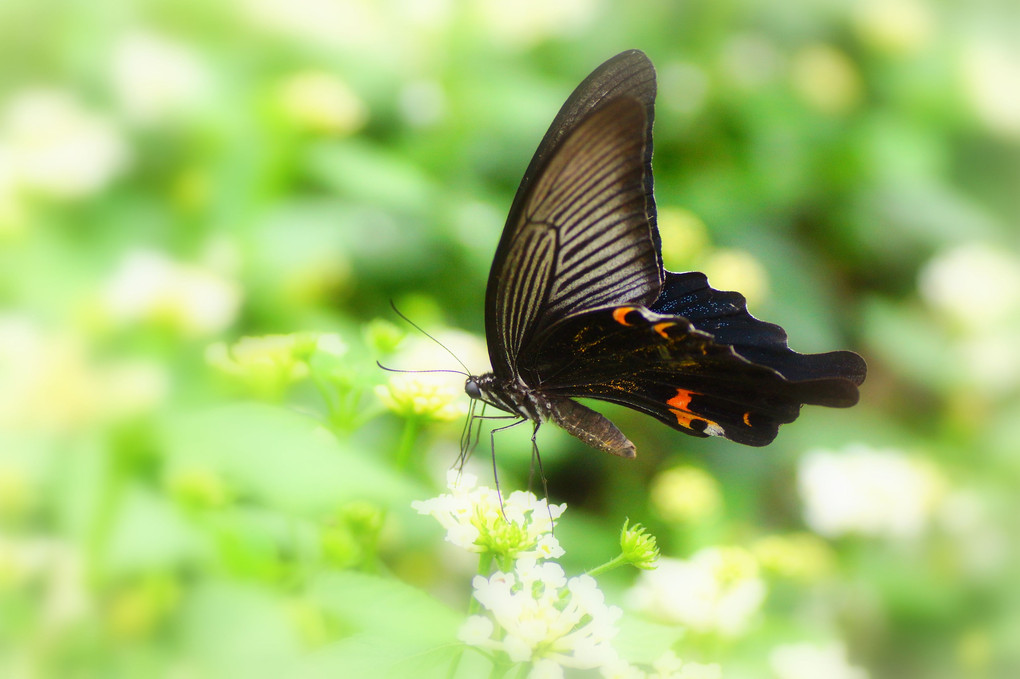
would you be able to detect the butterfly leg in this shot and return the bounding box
[526,421,550,499]
[456,399,481,472]
[457,400,516,469]
[526,422,556,528]
[489,417,528,520]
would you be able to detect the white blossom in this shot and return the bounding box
[962,41,1020,139]
[0,315,167,430]
[626,547,766,637]
[374,373,466,421]
[473,0,597,48]
[412,471,565,559]
[852,0,934,56]
[1,89,128,199]
[790,44,863,115]
[798,445,943,540]
[0,146,23,233]
[378,329,488,421]
[460,557,622,674]
[102,249,241,337]
[649,465,722,523]
[110,31,209,124]
[770,642,868,679]
[206,333,343,389]
[919,243,1020,328]
[236,0,385,47]
[278,71,367,135]
[702,249,769,308]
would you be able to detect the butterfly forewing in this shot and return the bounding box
[499,227,556,367]
[523,99,658,323]
[486,51,660,379]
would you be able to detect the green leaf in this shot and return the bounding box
[104,485,206,574]
[297,570,467,678]
[310,570,462,646]
[293,635,466,679]
[613,615,686,665]
[163,403,424,515]
[179,581,304,677]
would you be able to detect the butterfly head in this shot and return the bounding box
[465,373,508,410]
[464,376,483,400]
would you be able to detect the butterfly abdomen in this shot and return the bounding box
[549,397,637,458]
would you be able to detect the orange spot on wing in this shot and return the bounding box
[743,411,752,426]
[670,408,701,429]
[653,322,675,338]
[666,388,723,434]
[667,389,695,411]
[612,307,637,326]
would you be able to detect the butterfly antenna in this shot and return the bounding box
[376,361,468,377]
[389,300,472,374]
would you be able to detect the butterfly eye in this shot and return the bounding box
[465,378,482,400]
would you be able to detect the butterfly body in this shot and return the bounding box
[466,373,550,423]
[466,50,866,454]
[467,371,638,457]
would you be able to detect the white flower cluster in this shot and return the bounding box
[102,249,242,337]
[798,445,943,540]
[277,71,367,135]
[374,373,466,422]
[206,332,346,394]
[626,547,766,637]
[110,31,209,125]
[415,474,725,678]
[962,41,1020,139]
[461,558,621,675]
[0,315,168,430]
[375,330,489,422]
[919,242,1020,328]
[0,89,128,201]
[412,471,565,560]
[918,242,1020,394]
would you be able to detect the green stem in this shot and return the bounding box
[586,553,628,578]
[470,552,493,614]
[311,372,338,416]
[394,416,420,471]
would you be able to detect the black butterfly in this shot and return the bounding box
[464,50,866,456]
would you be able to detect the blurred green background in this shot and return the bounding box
[1,0,1018,677]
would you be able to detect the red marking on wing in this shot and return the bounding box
[667,388,694,411]
[666,388,722,434]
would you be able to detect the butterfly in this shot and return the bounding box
[464,49,866,456]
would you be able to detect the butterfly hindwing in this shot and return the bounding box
[652,272,867,386]
[526,304,860,446]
